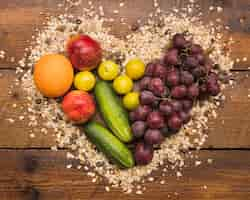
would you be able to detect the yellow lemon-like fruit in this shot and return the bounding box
[74,71,96,91]
[98,60,120,80]
[123,92,140,110]
[34,54,74,98]
[125,58,145,80]
[113,75,133,95]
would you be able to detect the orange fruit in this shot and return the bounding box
[34,54,74,98]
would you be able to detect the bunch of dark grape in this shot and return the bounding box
[130,33,221,165]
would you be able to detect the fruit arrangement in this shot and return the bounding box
[129,33,221,165]
[33,32,221,168]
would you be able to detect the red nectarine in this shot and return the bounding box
[62,90,96,123]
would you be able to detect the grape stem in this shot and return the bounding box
[156,97,171,100]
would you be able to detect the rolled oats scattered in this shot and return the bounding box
[10,57,15,62]
[51,146,58,151]
[6,118,15,123]
[19,116,25,120]
[243,57,247,62]
[77,165,82,169]
[209,6,214,11]
[195,161,202,166]
[207,159,213,164]
[105,186,110,192]
[176,171,182,177]
[66,152,75,159]
[136,190,143,195]
[148,177,154,182]
[12,0,235,193]
[217,6,223,13]
[0,50,5,59]
[66,164,72,169]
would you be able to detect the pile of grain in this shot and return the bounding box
[15,0,234,193]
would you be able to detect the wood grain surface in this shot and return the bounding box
[0,150,250,200]
[0,0,250,199]
[1,0,250,69]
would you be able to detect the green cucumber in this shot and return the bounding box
[84,121,134,168]
[94,80,133,143]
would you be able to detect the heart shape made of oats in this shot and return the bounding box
[18,4,233,193]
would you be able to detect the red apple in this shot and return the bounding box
[62,90,96,123]
[67,35,102,71]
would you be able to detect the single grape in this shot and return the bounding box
[190,44,203,55]
[184,56,199,68]
[168,114,183,131]
[164,48,179,66]
[134,142,154,165]
[147,111,165,129]
[187,84,199,99]
[166,70,180,87]
[145,62,156,76]
[191,66,206,79]
[178,111,191,124]
[140,90,156,105]
[148,78,165,97]
[171,100,183,112]
[129,111,137,122]
[173,33,186,49]
[180,70,194,86]
[144,129,164,145]
[171,85,187,99]
[134,105,152,121]
[207,72,219,84]
[139,77,151,90]
[182,99,193,112]
[159,100,173,116]
[207,82,220,96]
[196,53,205,65]
[132,121,147,138]
[153,64,167,80]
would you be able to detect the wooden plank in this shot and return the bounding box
[199,0,250,69]
[0,0,61,68]
[0,69,250,148]
[0,0,250,69]
[0,150,249,200]
[206,71,250,148]
[0,70,56,147]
